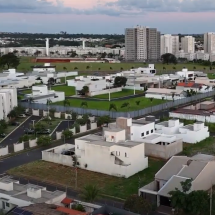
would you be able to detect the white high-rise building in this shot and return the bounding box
[45,38,49,56]
[0,88,17,120]
[181,36,195,53]
[204,32,215,54]
[160,34,179,55]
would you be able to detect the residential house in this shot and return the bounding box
[139,154,215,207]
[176,82,212,93]
[145,88,185,100]
[155,119,209,144]
[0,176,66,213]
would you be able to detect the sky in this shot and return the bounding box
[0,0,215,34]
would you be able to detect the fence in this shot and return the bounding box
[20,91,215,119]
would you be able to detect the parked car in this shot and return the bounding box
[18,114,26,118]
[10,121,20,126]
[0,133,6,138]
[37,129,51,134]
[24,128,35,134]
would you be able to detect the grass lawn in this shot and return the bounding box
[182,137,215,156]
[22,85,76,97]
[208,73,215,79]
[53,97,165,112]
[12,57,215,72]
[93,89,144,99]
[7,159,164,199]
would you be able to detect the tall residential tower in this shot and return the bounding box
[204,32,215,54]
[160,34,179,55]
[125,26,160,61]
[181,36,195,53]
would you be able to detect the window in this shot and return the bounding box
[146,131,149,135]
[6,202,10,207]
[125,153,127,157]
[141,132,144,137]
[151,129,154,133]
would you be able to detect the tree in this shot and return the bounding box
[161,53,177,64]
[82,114,90,124]
[101,52,107,58]
[35,122,47,133]
[121,102,130,111]
[109,104,117,111]
[0,120,7,130]
[86,65,90,69]
[81,184,100,202]
[97,115,111,127]
[124,194,152,214]
[0,53,20,69]
[114,76,127,87]
[49,108,56,117]
[169,179,213,215]
[72,112,78,120]
[135,100,140,106]
[37,135,52,146]
[81,86,89,95]
[62,129,73,140]
[80,102,88,115]
[63,99,70,112]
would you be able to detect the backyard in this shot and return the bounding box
[53,96,165,112]
[7,158,164,199]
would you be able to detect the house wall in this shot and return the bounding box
[42,144,75,167]
[145,93,184,100]
[169,112,215,123]
[155,121,184,135]
[0,146,8,156]
[14,142,24,152]
[131,122,155,141]
[88,87,122,96]
[145,140,183,160]
[75,140,148,178]
[176,127,209,144]
[104,129,126,143]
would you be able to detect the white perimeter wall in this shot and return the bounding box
[89,87,122,96]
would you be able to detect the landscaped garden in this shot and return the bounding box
[7,158,164,199]
[53,97,165,112]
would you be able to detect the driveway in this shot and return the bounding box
[0,116,42,147]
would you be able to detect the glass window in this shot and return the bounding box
[151,130,154,133]
[141,132,144,137]
[146,131,149,135]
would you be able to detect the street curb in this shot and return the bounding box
[0,116,31,144]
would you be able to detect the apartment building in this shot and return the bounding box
[147,28,161,60]
[125,26,147,61]
[0,88,17,120]
[160,34,179,55]
[181,36,195,53]
[204,32,215,54]
[125,26,160,61]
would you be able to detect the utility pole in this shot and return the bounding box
[133,69,136,95]
[109,80,111,102]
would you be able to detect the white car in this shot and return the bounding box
[18,114,26,118]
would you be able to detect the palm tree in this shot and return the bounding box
[80,102,88,115]
[28,97,34,111]
[63,67,67,84]
[109,104,117,111]
[81,184,100,202]
[46,99,52,117]
[63,99,70,112]
[149,98,154,113]
[136,101,140,106]
[121,102,130,111]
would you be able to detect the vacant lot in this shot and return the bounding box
[14,57,215,72]
[53,96,165,112]
[7,159,164,199]
[93,89,144,99]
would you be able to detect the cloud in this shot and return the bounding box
[1,0,215,16]
[0,0,78,14]
[105,0,215,14]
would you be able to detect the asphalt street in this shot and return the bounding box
[51,120,74,138]
[0,116,42,147]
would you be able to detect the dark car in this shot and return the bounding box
[0,133,6,138]
[24,128,35,134]
[10,121,20,126]
[37,129,51,134]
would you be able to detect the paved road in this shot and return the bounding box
[51,120,74,138]
[0,116,42,147]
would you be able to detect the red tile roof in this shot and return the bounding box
[56,206,88,215]
[177,82,195,87]
[61,197,73,205]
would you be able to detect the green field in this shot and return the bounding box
[22,85,76,97]
[208,73,215,79]
[53,97,165,112]
[93,89,143,99]
[14,57,215,73]
[7,159,164,199]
